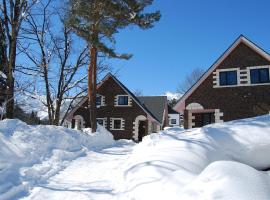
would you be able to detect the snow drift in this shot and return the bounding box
[122,115,270,200]
[0,119,114,200]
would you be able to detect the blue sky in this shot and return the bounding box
[109,0,270,95]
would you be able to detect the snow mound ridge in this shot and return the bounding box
[0,119,115,200]
[122,115,270,200]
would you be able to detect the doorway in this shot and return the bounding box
[138,120,147,142]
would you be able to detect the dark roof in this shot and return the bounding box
[168,106,179,114]
[137,96,167,124]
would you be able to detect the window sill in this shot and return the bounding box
[114,105,132,107]
[110,128,125,131]
[214,82,270,88]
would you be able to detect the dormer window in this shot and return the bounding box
[250,68,270,84]
[219,71,237,86]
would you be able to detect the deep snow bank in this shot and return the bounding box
[0,119,114,200]
[122,115,270,200]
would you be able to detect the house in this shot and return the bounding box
[65,73,168,141]
[174,35,270,129]
[168,106,181,127]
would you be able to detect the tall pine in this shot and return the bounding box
[66,0,160,132]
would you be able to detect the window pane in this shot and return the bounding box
[251,69,259,84]
[219,71,237,86]
[259,68,270,83]
[96,96,101,106]
[118,96,128,105]
[227,71,237,85]
[113,120,121,129]
[219,72,227,86]
[171,119,177,124]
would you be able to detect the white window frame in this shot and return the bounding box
[110,118,125,130]
[213,68,240,88]
[247,66,270,86]
[115,95,132,107]
[213,65,270,88]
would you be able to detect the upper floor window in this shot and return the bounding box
[219,71,237,86]
[250,68,270,84]
[96,96,102,107]
[117,95,129,106]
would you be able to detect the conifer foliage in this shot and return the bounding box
[66,0,161,132]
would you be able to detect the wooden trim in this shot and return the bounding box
[110,118,125,130]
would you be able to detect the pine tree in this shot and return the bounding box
[66,0,161,132]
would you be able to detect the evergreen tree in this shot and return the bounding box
[66,0,161,132]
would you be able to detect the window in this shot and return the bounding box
[113,119,121,130]
[110,118,124,130]
[117,95,129,105]
[219,71,237,86]
[250,68,270,84]
[97,118,106,126]
[96,96,102,107]
[170,119,177,125]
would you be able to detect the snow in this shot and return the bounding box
[21,140,135,200]
[0,120,115,200]
[1,115,270,200]
[0,71,7,79]
[122,115,270,200]
[16,93,48,120]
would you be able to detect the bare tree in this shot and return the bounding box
[133,89,144,96]
[177,68,205,94]
[0,0,38,118]
[17,0,110,125]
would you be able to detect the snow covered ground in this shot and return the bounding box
[1,115,270,200]
[122,115,270,200]
[0,120,116,200]
[21,141,134,200]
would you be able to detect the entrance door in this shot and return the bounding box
[138,121,146,142]
[194,112,215,127]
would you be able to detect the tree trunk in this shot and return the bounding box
[6,37,16,118]
[88,46,97,132]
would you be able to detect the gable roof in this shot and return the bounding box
[66,73,164,125]
[137,96,168,124]
[168,105,179,114]
[174,35,270,111]
[105,74,163,125]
